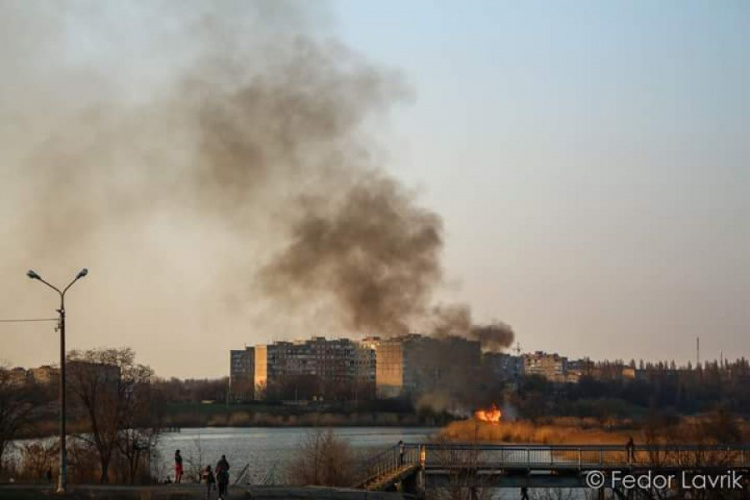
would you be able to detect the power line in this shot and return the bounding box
[0,318,58,323]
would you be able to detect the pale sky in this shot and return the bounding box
[1,1,748,377]
[333,0,750,366]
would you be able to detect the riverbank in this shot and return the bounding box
[438,413,750,445]
[18,402,452,440]
[163,403,449,429]
[0,484,409,499]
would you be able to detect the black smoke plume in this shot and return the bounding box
[0,1,512,375]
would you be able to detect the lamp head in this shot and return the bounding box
[27,270,41,280]
[76,268,88,279]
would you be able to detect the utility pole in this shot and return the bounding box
[696,337,700,368]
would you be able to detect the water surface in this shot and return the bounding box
[156,426,437,484]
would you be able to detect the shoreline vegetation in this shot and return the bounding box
[22,408,750,444]
[440,417,636,445]
[439,410,750,446]
[18,402,455,441]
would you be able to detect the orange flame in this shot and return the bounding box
[474,403,502,424]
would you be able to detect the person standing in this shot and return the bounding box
[398,440,405,465]
[174,450,184,484]
[203,465,216,500]
[216,455,230,499]
[626,436,636,464]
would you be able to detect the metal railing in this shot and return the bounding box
[353,443,750,490]
[352,444,421,488]
[233,463,250,485]
[419,444,750,470]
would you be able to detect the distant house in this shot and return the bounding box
[29,365,59,385]
[6,367,29,386]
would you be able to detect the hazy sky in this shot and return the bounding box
[1,1,748,377]
[335,0,750,365]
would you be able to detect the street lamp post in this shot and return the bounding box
[27,268,88,494]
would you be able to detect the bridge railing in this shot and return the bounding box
[351,443,421,488]
[417,444,750,470]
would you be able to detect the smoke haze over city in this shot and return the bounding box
[1,1,749,377]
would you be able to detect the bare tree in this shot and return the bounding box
[20,440,58,482]
[117,380,164,483]
[0,367,35,477]
[67,348,157,483]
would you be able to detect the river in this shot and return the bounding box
[12,427,575,499]
[155,426,437,484]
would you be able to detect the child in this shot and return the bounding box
[202,465,216,499]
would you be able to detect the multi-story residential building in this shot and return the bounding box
[483,352,523,381]
[375,334,481,399]
[522,351,568,382]
[230,347,255,401]
[253,337,375,401]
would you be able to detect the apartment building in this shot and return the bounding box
[229,347,255,401]
[375,334,481,399]
[483,352,523,381]
[522,351,568,382]
[253,337,375,401]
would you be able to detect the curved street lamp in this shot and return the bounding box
[27,268,88,494]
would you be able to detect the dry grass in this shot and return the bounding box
[440,412,750,448]
[439,418,635,445]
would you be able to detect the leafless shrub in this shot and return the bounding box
[286,429,358,487]
[183,435,206,483]
[531,488,576,500]
[20,440,58,482]
[0,367,35,478]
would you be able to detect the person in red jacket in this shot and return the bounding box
[174,450,184,484]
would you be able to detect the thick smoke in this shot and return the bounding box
[430,305,515,351]
[260,172,442,335]
[0,1,511,375]
[470,323,515,352]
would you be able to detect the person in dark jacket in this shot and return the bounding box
[215,455,230,499]
[626,436,636,463]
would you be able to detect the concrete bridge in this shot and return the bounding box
[353,443,750,495]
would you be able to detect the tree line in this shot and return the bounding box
[513,358,750,422]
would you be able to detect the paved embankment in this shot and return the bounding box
[0,484,409,499]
